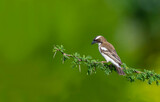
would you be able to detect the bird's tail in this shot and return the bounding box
[116,67,125,75]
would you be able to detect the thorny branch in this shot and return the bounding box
[53,45,160,85]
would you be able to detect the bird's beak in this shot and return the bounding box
[91,41,97,45]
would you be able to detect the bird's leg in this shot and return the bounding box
[101,61,113,70]
[101,61,107,63]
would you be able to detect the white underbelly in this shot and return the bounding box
[101,53,120,68]
[98,44,120,68]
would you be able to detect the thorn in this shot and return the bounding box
[62,56,64,64]
[94,67,96,74]
[53,51,57,58]
[87,72,88,75]
[79,64,81,72]
[91,69,92,74]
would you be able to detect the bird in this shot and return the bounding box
[91,35,125,75]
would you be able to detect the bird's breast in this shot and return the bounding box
[98,43,101,53]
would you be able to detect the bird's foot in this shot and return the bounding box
[108,64,113,69]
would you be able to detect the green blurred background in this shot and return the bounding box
[0,0,160,102]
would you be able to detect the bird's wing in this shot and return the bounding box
[100,43,122,65]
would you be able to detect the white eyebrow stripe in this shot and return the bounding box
[101,47,108,51]
[95,36,101,40]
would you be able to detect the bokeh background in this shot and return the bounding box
[0,0,160,102]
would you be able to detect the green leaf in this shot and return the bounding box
[127,75,135,82]
[156,81,160,85]
[104,68,111,75]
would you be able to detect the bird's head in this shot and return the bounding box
[91,35,107,45]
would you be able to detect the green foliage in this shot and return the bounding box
[53,45,160,85]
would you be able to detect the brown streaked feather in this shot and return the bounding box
[93,35,125,75]
[100,42,122,65]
